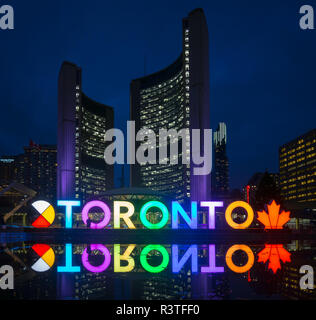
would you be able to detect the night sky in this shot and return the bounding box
[0,0,315,189]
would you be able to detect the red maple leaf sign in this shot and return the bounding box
[257,200,290,229]
[257,244,291,274]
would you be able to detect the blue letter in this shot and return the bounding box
[57,200,81,229]
[172,201,197,229]
[57,244,81,273]
[172,245,198,273]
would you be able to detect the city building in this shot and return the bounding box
[279,129,316,204]
[57,61,114,202]
[1,143,57,201]
[15,143,57,201]
[212,122,229,197]
[130,8,210,203]
[0,156,16,185]
[279,250,316,300]
[0,143,55,225]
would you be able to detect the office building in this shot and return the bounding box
[279,129,316,203]
[212,122,229,197]
[130,8,210,202]
[279,250,316,300]
[0,156,16,185]
[57,61,114,202]
[15,143,57,201]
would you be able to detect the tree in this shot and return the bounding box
[254,172,281,211]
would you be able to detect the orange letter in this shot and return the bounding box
[225,244,254,273]
[225,201,254,229]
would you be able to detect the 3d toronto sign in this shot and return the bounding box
[31,199,291,230]
[27,199,292,275]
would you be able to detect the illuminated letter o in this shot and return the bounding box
[140,201,169,229]
[82,200,111,229]
[225,201,254,229]
[82,244,111,273]
[140,245,169,273]
[225,244,254,273]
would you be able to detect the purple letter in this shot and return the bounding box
[201,245,224,273]
[82,200,111,229]
[82,244,111,273]
[200,201,223,229]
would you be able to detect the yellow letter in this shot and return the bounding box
[114,201,136,229]
[114,244,136,272]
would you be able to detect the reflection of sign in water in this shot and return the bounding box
[31,200,55,228]
[258,244,291,273]
[27,243,294,277]
[31,244,55,272]
[28,243,291,276]
[225,245,254,273]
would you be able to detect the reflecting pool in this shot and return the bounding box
[0,233,315,300]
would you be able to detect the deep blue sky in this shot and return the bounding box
[0,0,315,189]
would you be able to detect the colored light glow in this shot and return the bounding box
[57,200,81,229]
[32,198,291,230]
[31,200,55,228]
[39,243,281,275]
[32,215,51,228]
[31,244,55,272]
[248,270,251,282]
[32,200,50,213]
[140,201,169,229]
[257,244,291,274]
[31,257,51,272]
[200,201,223,229]
[172,201,197,229]
[57,244,81,272]
[81,200,111,229]
[257,200,290,229]
[225,244,254,273]
[114,201,136,229]
[225,201,254,229]
[82,244,111,273]
[41,248,55,267]
[140,245,169,273]
[200,245,224,273]
[114,244,136,272]
[246,185,250,203]
[32,244,51,257]
[172,245,198,273]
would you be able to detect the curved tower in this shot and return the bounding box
[130,8,210,202]
[57,61,114,203]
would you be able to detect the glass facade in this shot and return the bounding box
[76,94,114,200]
[212,123,229,196]
[16,145,57,201]
[279,129,316,203]
[130,9,211,203]
[57,62,114,202]
[137,60,189,201]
